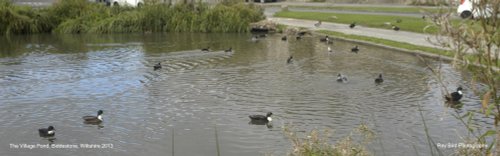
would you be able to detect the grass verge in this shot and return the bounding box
[275,11,447,34]
[264,5,441,14]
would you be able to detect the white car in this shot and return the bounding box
[108,0,144,7]
[457,0,493,19]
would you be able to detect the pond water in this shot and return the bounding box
[0,33,490,156]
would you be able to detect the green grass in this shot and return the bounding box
[266,5,442,14]
[275,11,442,34]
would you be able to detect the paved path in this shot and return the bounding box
[266,14,445,50]
[262,6,444,49]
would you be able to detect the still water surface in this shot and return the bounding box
[0,33,489,156]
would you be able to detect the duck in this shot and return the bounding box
[153,62,161,70]
[392,25,400,31]
[320,35,329,42]
[281,36,287,41]
[201,47,210,52]
[249,112,273,123]
[349,22,356,28]
[351,45,359,53]
[251,36,258,42]
[328,46,332,53]
[38,126,55,137]
[287,56,293,64]
[374,74,384,83]
[337,73,347,82]
[445,87,463,102]
[224,47,232,53]
[82,110,103,124]
[314,20,322,27]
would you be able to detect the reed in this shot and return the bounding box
[0,0,264,35]
[284,124,373,156]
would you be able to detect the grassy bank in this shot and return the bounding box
[317,30,500,67]
[265,5,441,14]
[0,0,264,35]
[317,30,450,56]
[275,11,440,34]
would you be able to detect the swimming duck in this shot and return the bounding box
[38,126,55,137]
[375,74,384,83]
[251,36,258,42]
[282,36,287,41]
[445,87,463,102]
[201,47,210,52]
[337,74,347,83]
[154,62,161,70]
[320,35,329,42]
[349,22,356,28]
[351,45,359,53]
[224,47,232,53]
[83,110,103,124]
[249,112,272,122]
[314,20,322,27]
[392,25,400,31]
[287,56,293,64]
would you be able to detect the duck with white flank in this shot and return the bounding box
[83,110,104,124]
[38,126,55,137]
[320,35,329,42]
[154,62,162,70]
[251,36,258,42]
[392,25,400,31]
[314,20,322,27]
[351,45,359,53]
[375,74,384,83]
[249,112,273,123]
[337,74,348,83]
[445,87,463,102]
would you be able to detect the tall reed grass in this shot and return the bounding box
[284,124,374,156]
[0,0,264,35]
